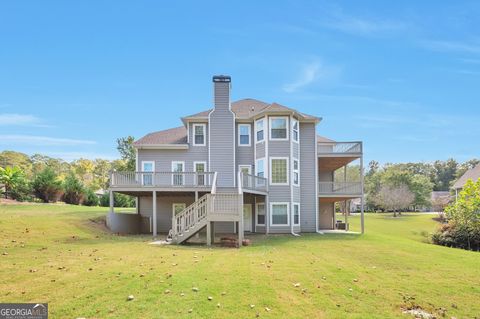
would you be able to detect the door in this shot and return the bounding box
[171,161,184,186]
[194,162,206,186]
[239,165,251,188]
[243,204,252,232]
[142,161,154,186]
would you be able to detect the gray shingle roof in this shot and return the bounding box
[452,164,480,189]
[133,126,187,146]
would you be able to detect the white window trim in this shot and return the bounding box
[269,116,289,141]
[193,161,207,186]
[172,203,186,219]
[255,202,266,226]
[238,123,251,147]
[293,202,300,226]
[171,161,185,185]
[255,157,265,177]
[238,165,252,175]
[270,202,290,226]
[141,160,155,172]
[255,118,265,144]
[292,119,299,143]
[269,157,289,186]
[192,123,206,146]
[293,158,300,187]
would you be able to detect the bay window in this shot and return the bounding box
[269,117,288,140]
[270,157,288,185]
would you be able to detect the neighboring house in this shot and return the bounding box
[108,75,364,245]
[429,191,451,212]
[452,164,480,199]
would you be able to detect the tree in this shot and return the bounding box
[0,151,32,176]
[32,167,63,203]
[63,173,85,205]
[432,159,458,191]
[373,184,415,217]
[0,166,26,199]
[116,136,136,171]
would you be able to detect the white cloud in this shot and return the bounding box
[0,135,96,146]
[0,114,41,126]
[421,40,480,54]
[283,60,341,93]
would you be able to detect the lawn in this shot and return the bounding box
[0,204,479,318]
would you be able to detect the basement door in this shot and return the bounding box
[243,204,252,232]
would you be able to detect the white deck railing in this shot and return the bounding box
[317,142,362,155]
[318,181,362,195]
[240,173,268,193]
[110,171,215,188]
[172,194,209,237]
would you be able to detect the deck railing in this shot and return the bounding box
[317,142,362,155]
[110,171,215,188]
[240,173,268,193]
[318,181,362,195]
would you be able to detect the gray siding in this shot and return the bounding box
[255,142,265,159]
[299,122,317,232]
[209,110,235,187]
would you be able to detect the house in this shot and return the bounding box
[429,191,451,212]
[452,164,480,199]
[107,75,364,246]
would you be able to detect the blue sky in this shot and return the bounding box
[0,1,479,164]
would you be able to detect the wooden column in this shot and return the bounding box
[344,200,349,231]
[152,191,157,238]
[206,221,212,246]
[109,191,114,214]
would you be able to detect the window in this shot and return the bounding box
[255,118,264,143]
[292,119,299,142]
[269,117,288,140]
[194,162,206,186]
[293,203,300,226]
[172,203,186,217]
[256,203,265,226]
[141,161,154,186]
[270,157,288,185]
[270,203,289,226]
[171,161,184,185]
[255,158,265,178]
[193,124,206,146]
[293,159,299,186]
[238,124,251,146]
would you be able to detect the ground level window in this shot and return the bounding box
[256,203,265,226]
[271,203,289,225]
[293,203,300,225]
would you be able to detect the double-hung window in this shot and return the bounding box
[270,157,288,185]
[255,158,265,178]
[293,203,300,226]
[293,159,299,186]
[256,203,265,226]
[238,124,251,146]
[292,119,299,142]
[255,118,264,143]
[193,124,206,146]
[270,117,288,140]
[271,203,289,226]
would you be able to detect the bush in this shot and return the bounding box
[9,178,32,202]
[83,188,99,206]
[100,191,135,208]
[432,223,480,250]
[32,167,63,203]
[62,173,85,205]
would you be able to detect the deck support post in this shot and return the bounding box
[344,200,349,231]
[265,194,269,234]
[360,155,365,234]
[206,221,212,246]
[109,190,114,214]
[152,191,157,238]
[195,191,198,201]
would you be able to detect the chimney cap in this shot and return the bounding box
[212,75,231,83]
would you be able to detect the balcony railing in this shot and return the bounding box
[318,182,362,195]
[110,171,215,188]
[240,173,268,193]
[318,142,362,155]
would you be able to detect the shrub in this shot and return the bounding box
[62,173,85,205]
[32,167,63,203]
[100,191,135,208]
[83,188,99,206]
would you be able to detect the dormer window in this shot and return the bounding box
[269,117,288,140]
[193,124,206,146]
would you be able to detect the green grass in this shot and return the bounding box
[0,204,479,318]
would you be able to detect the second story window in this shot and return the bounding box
[270,157,288,185]
[255,118,264,143]
[193,124,206,146]
[293,159,299,186]
[270,117,288,140]
[256,158,265,178]
[292,119,299,142]
[238,124,251,146]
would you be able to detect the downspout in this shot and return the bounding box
[315,128,323,234]
[290,115,300,237]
